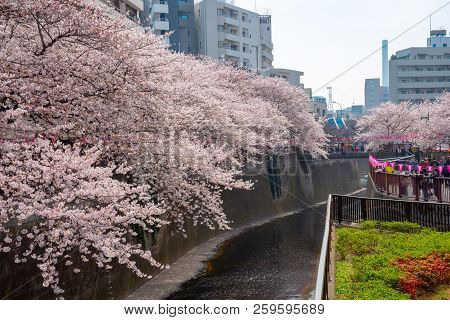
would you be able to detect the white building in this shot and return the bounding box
[262,68,303,87]
[194,0,274,70]
[389,46,450,103]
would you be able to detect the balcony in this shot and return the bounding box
[261,37,273,50]
[224,16,240,27]
[224,32,241,43]
[262,49,273,62]
[225,48,241,58]
[152,20,169,31]
[151,2,169,16]
[124,0,144,11]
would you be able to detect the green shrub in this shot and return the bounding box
[361,220,421,233]
[335,225,450,300]
[380,221,422,233]
[350,280,409,300]
[336,227,380,260]
[361,220,380,230]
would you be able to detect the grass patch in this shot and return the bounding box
[335,221,450,300]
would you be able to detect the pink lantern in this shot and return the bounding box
[398,164,403,171]
[438,166,443,175]
[407,165,412,172]
[447,165,450,173]
[427,166,433,172]
[417,165,422,173]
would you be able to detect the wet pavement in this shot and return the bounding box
[167,206,326,300]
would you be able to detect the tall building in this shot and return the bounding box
[382,39,389,87]
[142,0,197,53]
[365,78,388,108]
[389,44,450,103]
[427,29,450,48]
[194,0,274,70]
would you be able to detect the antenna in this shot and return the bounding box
[429,14,432,35]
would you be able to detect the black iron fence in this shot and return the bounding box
[315,194,450,300]
[332,194,450,232]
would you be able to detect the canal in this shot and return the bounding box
[166,171,368,300]
[167,205,326,300]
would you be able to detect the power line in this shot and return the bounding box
[313,1,450,95]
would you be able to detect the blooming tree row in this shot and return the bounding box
[0,0,327,295]
[356,93,450,151]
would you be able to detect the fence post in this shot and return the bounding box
[405,201,412,223]
[398,175,401,198]
[361,198,367,221]
[385,173,389,195]
[436,178,442,203]
[338,197,342,225]
[414,176,419,201]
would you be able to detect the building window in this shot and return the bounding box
[180,15,189,20]
[187,30,190,36]
[433,44,437,47]
[444,43,448,47]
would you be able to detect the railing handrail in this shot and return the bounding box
[331,192,450,205]
[314,194,332,300]
[315,193,450,299]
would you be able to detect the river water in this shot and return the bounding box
[167,206,326,300]
[167,172,368,300]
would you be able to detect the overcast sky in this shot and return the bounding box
[231,0,450,107]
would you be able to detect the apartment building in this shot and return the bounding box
[143,0,197,53]
[194,0,274,70]
[389,47,450,103]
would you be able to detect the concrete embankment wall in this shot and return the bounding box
[0,154,368,299]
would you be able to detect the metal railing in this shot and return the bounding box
[370,166,450,203]
[315,194,450,300]
[314,195,333,300]
[332,194,450,231]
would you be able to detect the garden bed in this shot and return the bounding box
[335,221,450,300]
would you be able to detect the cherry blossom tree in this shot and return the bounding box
[0,0,327,296]
[356,95,450,152]
[356,102,419,151]
[413,93,450,150]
